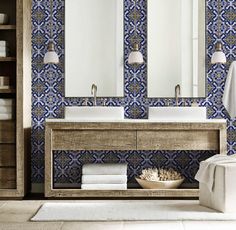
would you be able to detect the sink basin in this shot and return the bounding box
[65,106,124,120]
[149,107,207,121]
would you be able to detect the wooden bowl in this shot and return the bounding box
[135,177,184,189]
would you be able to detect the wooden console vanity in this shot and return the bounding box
[45,120,227,198]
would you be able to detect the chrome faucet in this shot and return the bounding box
[91,84,97,106]
[175,84,181,106]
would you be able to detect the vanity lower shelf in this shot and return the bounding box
[47,188,199,198]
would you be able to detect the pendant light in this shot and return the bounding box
[44,0,59,64]
[211,0,226,64]
[128,0,144,65]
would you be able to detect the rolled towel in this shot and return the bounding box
[0,99,13,106]
[82,175,127,184]
[0,113,12,120]
[81,184,127,190]
[195,154,236,191]
[82,164,127,175]
[0,106,12,114]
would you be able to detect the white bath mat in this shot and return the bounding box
[31,200,236,221]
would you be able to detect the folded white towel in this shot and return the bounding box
[82,164,127,175]
[0,86,10,89]
[0,47,8,52]
[0,99,13,106]
[82,175,127,184]
[195,154,236,191]
[0,41,8,47]
[0,76,10,86]
[0,113,12,120]
[0,51,8,57]
[81,184,127,190]
[0,106,12,114]
[223,61,236,118]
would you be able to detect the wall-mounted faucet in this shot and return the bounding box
[91,84,97,106]
[175,84,181,106]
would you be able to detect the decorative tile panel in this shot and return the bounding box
[32,0,236,184]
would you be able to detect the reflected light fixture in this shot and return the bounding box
[211,0,226,64]
[44,0,59,64]
[128,0,144,65]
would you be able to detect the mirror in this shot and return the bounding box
[148,0,205,98]
[65,0,124,97]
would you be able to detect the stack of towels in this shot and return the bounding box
[0,41,9,57]
[81,163,127,190]
[0,99,13,120]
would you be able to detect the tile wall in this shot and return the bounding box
[31,0,236,188]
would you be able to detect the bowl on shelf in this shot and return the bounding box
[135,177,184,189]
[0,14,8,25]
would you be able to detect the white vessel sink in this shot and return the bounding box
[149,107,207,121]
[65,106,124,120]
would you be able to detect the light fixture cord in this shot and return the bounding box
[134,0,137,28]
[50,0,53,40]
[134,0,137,46]
[217,0,221,40]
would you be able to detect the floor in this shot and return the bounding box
[0,200,236,230]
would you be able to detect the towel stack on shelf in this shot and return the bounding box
[0,99,13,120]
[0,41,9,57]
[81,164,127,190]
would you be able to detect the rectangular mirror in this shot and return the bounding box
[65,0,124,97]
[148,0,205,98]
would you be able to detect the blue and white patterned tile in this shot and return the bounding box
[31,0,236,184]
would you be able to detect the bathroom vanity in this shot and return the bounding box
[45,119,227,198]
[48,0,224,199]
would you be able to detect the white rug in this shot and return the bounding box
[31,200,236,221]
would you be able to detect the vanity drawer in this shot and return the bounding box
[137,130,219,150]
[52,130,137,150]
[0,168,16,189]
[0,121,16,143]
[0,144,16,167]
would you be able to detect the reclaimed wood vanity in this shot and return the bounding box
[45,119,227,198]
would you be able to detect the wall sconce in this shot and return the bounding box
[211,0,226,64]
[211,42,226,64]
[44,0,59,64]
[128,0,144,66]
[128,43,144,65]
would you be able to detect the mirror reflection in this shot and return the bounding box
[65,0,124,97]
[148,0,205,98]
